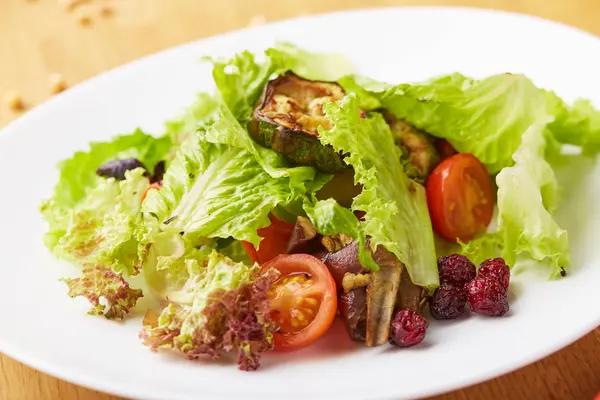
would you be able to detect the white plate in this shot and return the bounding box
[2,7,600,400]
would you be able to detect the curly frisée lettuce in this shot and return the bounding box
[40,129,172,257]
[41,168,151,275]
[63,265,143,319]
[317,95,439,290]
[140,250,279,371]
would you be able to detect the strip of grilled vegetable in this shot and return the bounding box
[382,111,441,183]
[366,245,403,346]
[286,216,321,254]
[248,72,347,173]
[339,287,368,342]
[396,267,426,313]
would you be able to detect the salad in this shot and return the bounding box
[40,43,600,370]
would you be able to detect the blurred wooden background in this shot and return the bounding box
[1,0,600,399]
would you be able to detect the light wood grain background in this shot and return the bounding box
[2,0,600,399]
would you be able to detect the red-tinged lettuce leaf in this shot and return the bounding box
[63,265,143,319]
[140,267,279,371]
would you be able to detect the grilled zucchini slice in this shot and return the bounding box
[248,72,347,173]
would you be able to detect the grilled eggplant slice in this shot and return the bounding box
[286,216,321,254]
[382,111,441,183]
[316,241,366,289]
[396,267,426,313]
[249,72,347,173]
[339,287,368,342]
[365,245,403,347]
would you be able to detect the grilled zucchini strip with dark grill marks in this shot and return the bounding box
[248,72,347,173]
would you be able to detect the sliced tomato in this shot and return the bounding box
[426,153,495,242]
[242,216,294,264]
[141,182,162,202]
[264,254,337,351]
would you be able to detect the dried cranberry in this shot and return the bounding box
[389,309,428,347]
[429,283,467,320]
[466,277,509,317]
[478,258,510,289]
[438,254,476,285]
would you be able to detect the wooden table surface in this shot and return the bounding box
[2,0,600,399]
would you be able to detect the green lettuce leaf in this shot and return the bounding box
[164,93,219,146]
[217,238,252,264]
[317,94,439,290]
[265,42,353,82]
[549,98,600,156]
[208,42,353,123]
[141,131,306,247]
[209,50,273,122]
[41,128,172,259]
[42,168,151,275]
[342,73,562,173]
[459,123,570,277]
[51,129,171,208]
[495,123,569,276]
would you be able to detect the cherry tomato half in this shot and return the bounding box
[264,254,337,351]
[242,216,295,264]
[426,153,495,242]
[141,182,162,203]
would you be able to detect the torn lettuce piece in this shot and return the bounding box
[209,50,273,123]
[142,231,214,301]
[142,131,306,247]
[342,73,563,173]
[140,250,278,371]
[63,265,143,319]
[495,123,570,276]
[41,129,171,257]
[164,93,219,146]
[460,123,570,277]
[317,94,439,290]
[217,238,253,264]
[265,42,353,82]
[549,98,600,156]
[50,129,171,208]
[42,168,151,275]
